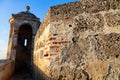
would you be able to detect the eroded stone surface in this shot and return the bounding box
[73,13,104,33]
[95,33,120,60]
[50,0,120,22]
[32,0,120,80]
[105,11,120,27]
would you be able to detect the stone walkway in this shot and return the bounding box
[11,69,33,80]
[11,74,33,80]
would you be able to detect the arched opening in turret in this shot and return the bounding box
[14,24,33,76]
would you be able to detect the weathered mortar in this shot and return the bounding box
[34,0,120,80]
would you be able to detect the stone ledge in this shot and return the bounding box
[50,0,120,22]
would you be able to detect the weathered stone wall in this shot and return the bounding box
[0,60,14,80]
[50,0,120,22]
[33,10,51,80]
[34,0,120,80]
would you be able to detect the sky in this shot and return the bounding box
[0,0,77,59]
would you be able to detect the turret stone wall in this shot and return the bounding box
[34,0,120,80]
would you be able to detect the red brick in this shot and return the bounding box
[50,46,60,48]
[53,41,69,44]
[49,37,56,40]
[46,37,56,42]
[61,41,69,44]
[50,53,57,56]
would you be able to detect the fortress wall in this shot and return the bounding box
[34,0,120,79]
[33,10,51,80]
[0,60,14,80]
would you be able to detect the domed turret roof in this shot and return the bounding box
[14,11,37,18]
[12,6,37,18]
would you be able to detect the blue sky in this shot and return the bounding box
[0,0,76,59]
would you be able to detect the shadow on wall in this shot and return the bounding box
[33,64,51,80]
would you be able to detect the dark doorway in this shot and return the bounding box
[13,24,33,79]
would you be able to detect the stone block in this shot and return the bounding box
[105,11,120,27]
[95,33,120,60]
[73,13,104,32]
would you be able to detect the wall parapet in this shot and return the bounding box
[0,59,14,80]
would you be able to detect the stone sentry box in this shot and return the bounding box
[7,6,40,78]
